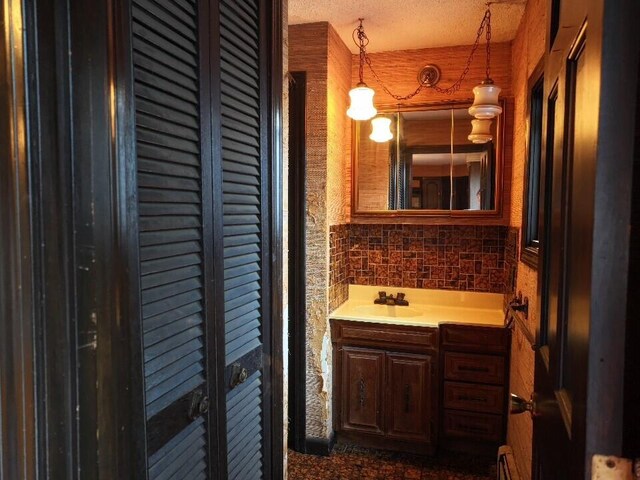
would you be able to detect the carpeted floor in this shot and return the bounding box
[287,445,496,480]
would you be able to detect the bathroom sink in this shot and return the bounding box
[352,304,423,318]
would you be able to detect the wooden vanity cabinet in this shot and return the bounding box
[439,323,511,454]
[340,347,385,434]
[332,320,438,454]
[385,353,434,442]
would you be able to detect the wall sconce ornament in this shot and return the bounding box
[347,3,503,130]
[369,116,393,142]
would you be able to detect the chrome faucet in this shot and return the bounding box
[374,291,409,306]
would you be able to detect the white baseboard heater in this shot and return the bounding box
[498,445,521,480]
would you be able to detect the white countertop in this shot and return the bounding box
[329,285,506,328]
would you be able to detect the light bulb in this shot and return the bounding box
[468,80,503,119]
[369,117,393,142]
[468,119,493,143]
[347,84,377,121]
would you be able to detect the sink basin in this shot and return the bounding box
[352,304,423,318]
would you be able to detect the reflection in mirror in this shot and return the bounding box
[354,104,500,214]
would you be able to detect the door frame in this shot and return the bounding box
[287,71,308,452]
[533,0,640,476]
[268,0,285,476]
[0,1,38,478]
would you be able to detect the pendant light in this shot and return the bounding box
[347,6,503,123]
[370,116,393,142]
[347,84,377,120]
[347,19,377,121]
[468,118,493,143]
[469,5,503,119]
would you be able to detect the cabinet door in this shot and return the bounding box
[340,347,385,434]
[385,353,433,442]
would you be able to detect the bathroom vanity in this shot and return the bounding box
[330,286,510,455]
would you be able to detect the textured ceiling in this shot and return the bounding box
[288,0,527,54]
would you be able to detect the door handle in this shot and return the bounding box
[188,390,210,420]
[230,363,249,389]
[510,393,538,416]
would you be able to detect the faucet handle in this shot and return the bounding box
[397,292,405,300]
[378,291,386,299]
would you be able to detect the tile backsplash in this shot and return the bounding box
[329,224,509,297]
[329,224,349,311]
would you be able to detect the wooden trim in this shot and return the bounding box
[304,434,336,456]
[267,0,285,477]
[208,2,229,479]
[198,1,225,478]
[288,71,308,452]
[0,1,37,477]
[22,1,78,476]
[535,78,559,350]
[520,58,546,270]
[351,99,507,224]
[587,0,639,464]
[110,0,147,476]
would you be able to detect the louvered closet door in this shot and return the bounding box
[218,0,269,479]
[132,0,212,478]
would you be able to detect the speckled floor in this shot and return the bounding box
[287,445,496,480]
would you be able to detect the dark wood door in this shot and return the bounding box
[341,347,385,434]
[131,1,217,477]
[217,0,274,478]
[128,0,280,478]
[385,353,433,442]
[1,0,282,477]
[531,1,639,478]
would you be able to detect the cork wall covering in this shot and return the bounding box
[506,0,547,478]
[289,22,352,440]
[327,26,352,225]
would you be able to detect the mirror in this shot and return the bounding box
[353,102,504,216]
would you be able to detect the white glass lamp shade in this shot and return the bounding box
[468,119,493,144]
[347,85,377,120]
[369,117,393,143]
[468,82,503,119]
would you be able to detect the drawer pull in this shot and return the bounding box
[459,366,490,372]
[358,377,366,407]
[404,384,411,413]
[459,424,490,434]
[459,395,487,403]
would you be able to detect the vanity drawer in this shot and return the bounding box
[443,410,503,442]
[443,382,504,414]
[440,324,509,353]
[333,320,438,351]
[444,352,505,384]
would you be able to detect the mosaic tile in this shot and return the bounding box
[330,224,511,299]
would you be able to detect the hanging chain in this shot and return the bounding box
[355,4,493,101]
[354,18,369,85]
[485,5,492,80]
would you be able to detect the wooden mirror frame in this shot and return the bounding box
[351,100,508,224]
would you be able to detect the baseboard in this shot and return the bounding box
[304,433,335,456]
